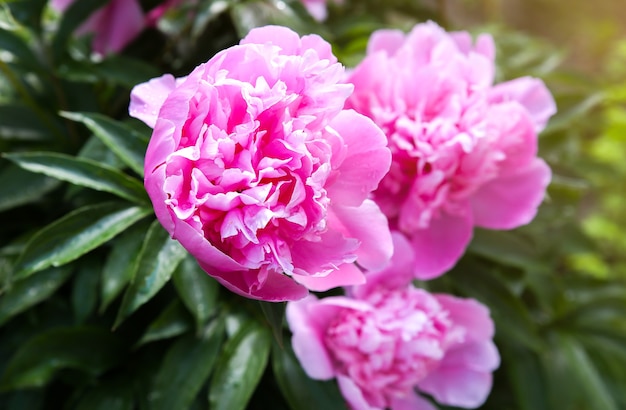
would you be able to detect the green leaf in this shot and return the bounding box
[172,256,219,329]
[0,104,52,141]
[259,300,286,347]
[0,164,59,212]
[209,321,271,410]
[4,152,148,204]
[74,381,134,410]
[13,202,152,280]
[0,326,125,390]
[136,299,193,347]
[92,56,160,88]
[551,335,618,410]
[61,112,149,176]
[503,343,549,410]
[272,342,345,410]
[114,220,187,328]
[0,28,39,69]
[71,259,100,324]
[0,266,72,326]
[99,220,150,313]
[449,259,543,351]
[149,318,225,410]
[468,229,539,270]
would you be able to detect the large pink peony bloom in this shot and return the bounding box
[129,26,393,301]
[286,233,500,410]
[345,21,556,279]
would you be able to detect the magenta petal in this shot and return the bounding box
[489,76,557,132]
[129,74,179,128]
[408,209,473,280]
[293,261,365,292]
[240,25,302,54]
[435,294,495,341]
[390,393,438,410]
[208,266,309,301]
[367,29,406,56]
[353,232,414,299]
[329,200,393,271]
[337,374,376,410]
[326,110,391,207]
[440,340,500,373]
[88,0,145,54]
[418,367,493,409]
[471,158,551,230]
[286,295,337,379]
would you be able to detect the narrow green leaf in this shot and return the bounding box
[259,300,286,347]
[0,266,72,326]
[172,256,219,328]
[71,259,100,324]
[136,299,193,347]
[209,321,271,410]
[468,229,539,269]
[450,259,543,351]
[149,318,225,410]
[14,202,152,280]
[0,326,125,390]
[4,152,148,204]
[554,335,618,410]
[503,343,549,410]
[61,111,149,176]
[0,28,39,69]
[0,164,59,212]
[114,221,187,328]
[99,220,150,313]
[0,104,52,141]
[272,342,345,410]
[74,381,134,410]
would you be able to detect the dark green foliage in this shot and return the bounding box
[1,0,626,409]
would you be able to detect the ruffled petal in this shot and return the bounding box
[418,367,493,409]
[326,110,391,207]
[129,74,179,128]
[489,76,557,132]
[329,200,393,272]
[471,158,551,230]
[408,209,474,280]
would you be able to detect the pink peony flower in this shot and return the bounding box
[50,0,187,55]
[129,26,393,301]
[345,21,556,279]
[51,0,145,55]
[286,233,500,410]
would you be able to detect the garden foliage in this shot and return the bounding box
[1,0,626,409]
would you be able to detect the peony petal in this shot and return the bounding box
[489,76,557,132]
[390,393,438,410]
[471,158,551,230]
[241,25,302,55]
[208,266,310,301]
[292,261,365,292]
[87,0,145,55]
[129,74,179,128]
[329,200,393,272]
[439,340,500,373]
[352,232,414,299]
[435,294,495,341]
[326,110,391,207]
[286,295,337,379]
[408,209,474,280]
[418,367,493,409]
[367,29,406,56]
[337,374,376,410]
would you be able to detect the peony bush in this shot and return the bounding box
[2,1,625,410]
